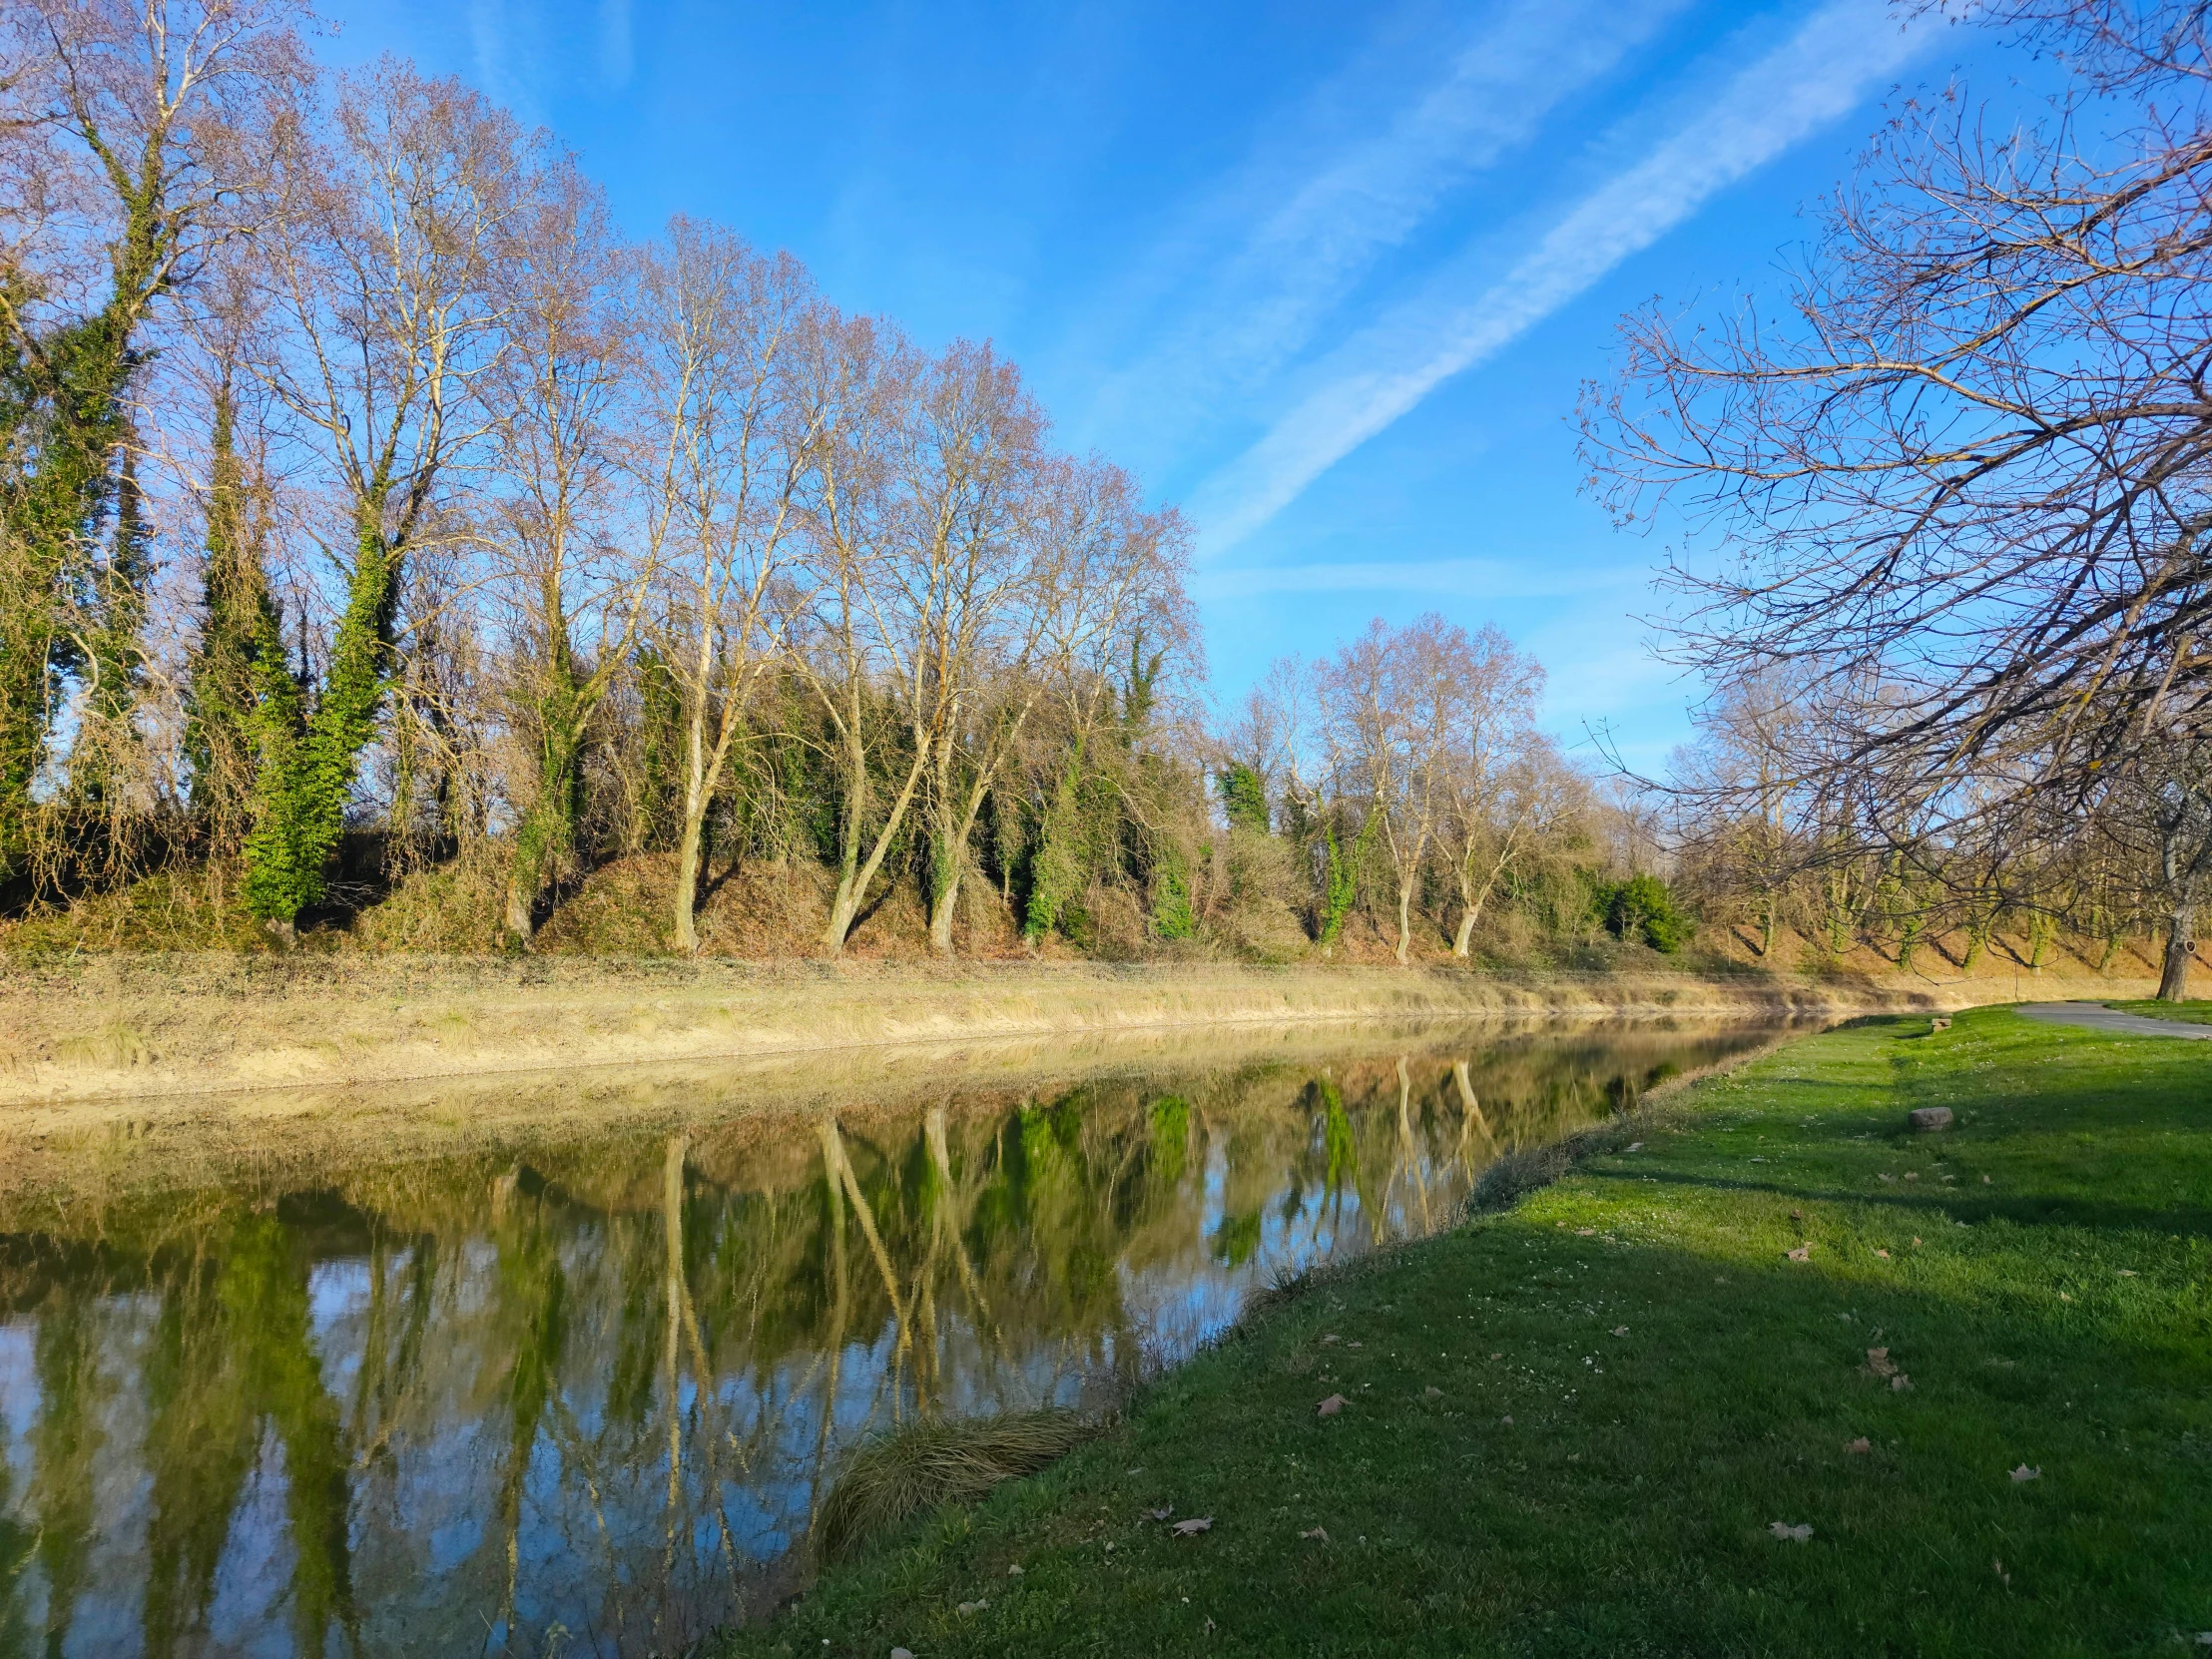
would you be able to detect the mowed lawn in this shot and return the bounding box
[722,1008,2212,1658]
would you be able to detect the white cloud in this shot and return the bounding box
[1071,0,1679,450]
[1190,0,1932,554]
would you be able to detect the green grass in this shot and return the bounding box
[2107,998,2212,1026]
[718,1008,2212,1657]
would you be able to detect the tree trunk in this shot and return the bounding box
[1394,879,1414,965]
[823,734,928,955]
[1452,904,1477,958]
[672,700,711,955]
[823,720,866,949]
[2157,897,2196,1001]
[927,722,1025,957]
[503,718,583,948]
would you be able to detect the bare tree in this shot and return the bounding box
[904,342,1049,957]
[788,309,928,955]
[2095,732,2212,997]
[482,161,647,943]
[1321,616,1465,964]
[631,219,818,954]
[1581,0,2212,855]
[1431,625,1548,957]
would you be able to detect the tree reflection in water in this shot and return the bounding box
[0,1029,1764,1657]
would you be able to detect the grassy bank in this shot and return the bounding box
[722,1007,2211,1657]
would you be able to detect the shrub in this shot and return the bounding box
[1594,872,1693,953]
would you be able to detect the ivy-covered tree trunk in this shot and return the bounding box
[243,505,403,941]
[1318,810,1377,950]
[183,389,278,851]
[503,666,586,945]
[72,446,155,814]
[1023,743,1086,942]
[0,301,157,872]
[503,574,623,947]
[0,75,180,876]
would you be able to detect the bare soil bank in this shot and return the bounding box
[0,952,2151,1114]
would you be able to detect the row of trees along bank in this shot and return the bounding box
[0,0,2200,985]
[0,0,1663,965]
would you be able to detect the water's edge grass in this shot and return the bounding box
[718,1006,2212,1657]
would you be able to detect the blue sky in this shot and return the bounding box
[318,0,1996,769]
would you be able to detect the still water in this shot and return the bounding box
[0,1023,1776,1658]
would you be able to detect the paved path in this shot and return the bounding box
[2017,1002,2212,1040]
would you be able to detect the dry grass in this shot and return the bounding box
[814,1410,1097,1563]
[0,950,2156,1125]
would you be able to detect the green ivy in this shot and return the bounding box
[1153,853,1197,940]
[1216,763,1269,835]
[242,506,403,929]
[1319,810,1378,947]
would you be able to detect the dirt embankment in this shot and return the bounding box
[0,952,2152,1113]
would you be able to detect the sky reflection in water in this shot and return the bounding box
[0,1025,1772,1657]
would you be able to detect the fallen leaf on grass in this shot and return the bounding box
[1786,1243,1812,1262]
[892,1648,915,1659]
[1172,1516,1214,1536]
[1322,1334,1339,1345]
[1626,1141,1644,1152]
[1847,1437,1871,1453]
[1892,1374,1915,1391]
[1612,1326,1629,1337]
[2118,1269,2139,1278]
[2010,1464,2040,1482]
[1912,1237,1923,1247]
[957,1598,989,1616]
[1575,1227,1595,1236]
[1875,1249,1891,1260]
[1500,1414,1513,1425]
[1301,1526,1329,1541]
[1144,1506,1173,1521]
[1424,1385,1443,1398]
[1769,1522,1814,1542]
[1864,1348,1898,1379]
[1317,1394,1348,1416]
[1008,1563,1023,1575]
